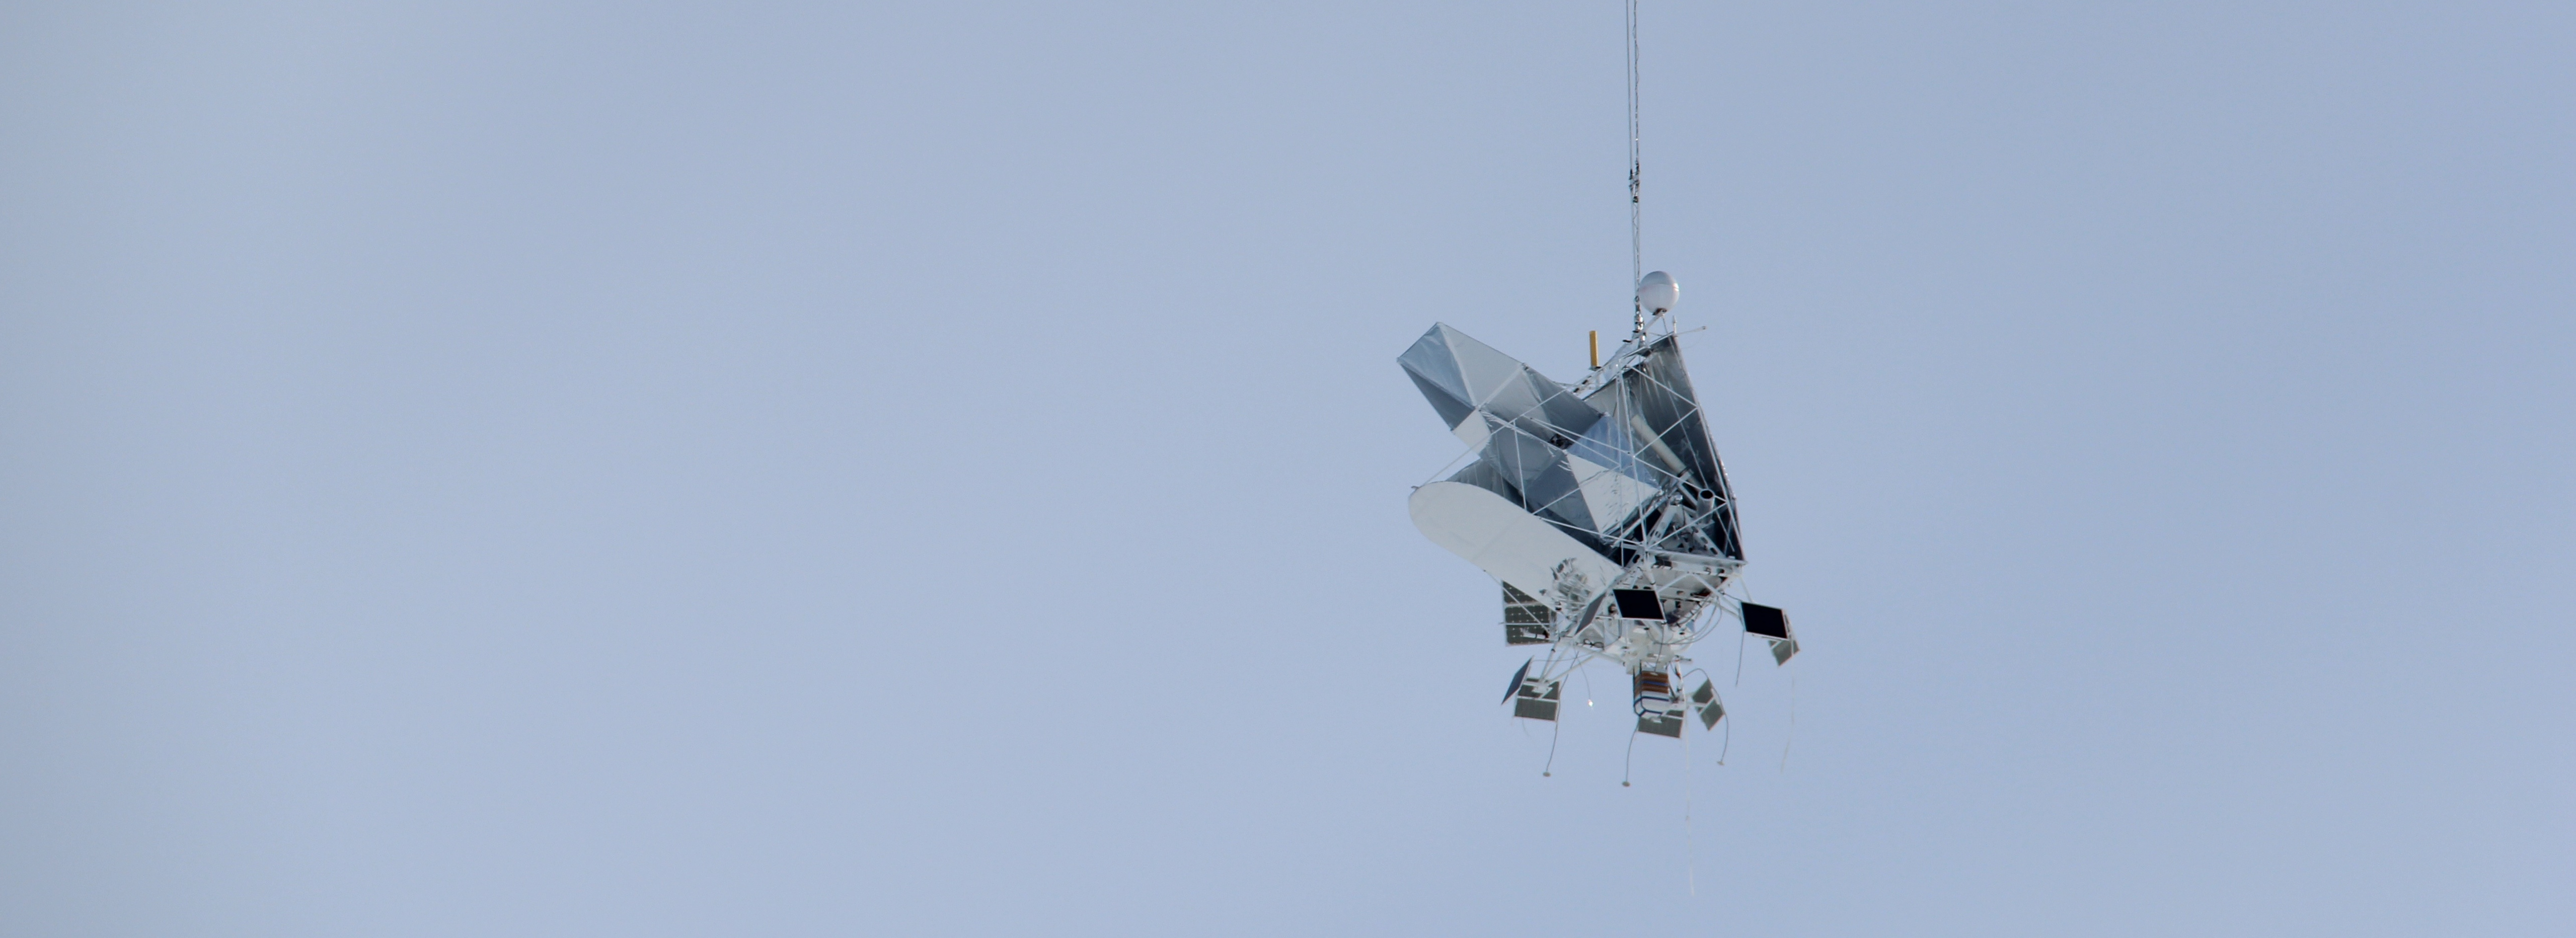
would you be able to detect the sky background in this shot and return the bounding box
[4,2,2570,934]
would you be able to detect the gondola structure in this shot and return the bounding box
[1401,279,1794,754]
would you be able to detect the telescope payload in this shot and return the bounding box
[1401,274,1795,748]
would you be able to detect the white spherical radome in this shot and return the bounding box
[1636,271,1679,316]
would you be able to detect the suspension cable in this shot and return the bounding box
[1627,0,1642,288]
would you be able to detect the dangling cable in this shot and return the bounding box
[1718,709,1731,765]
[1626,0,1643,287]
[1683,721,1698,895]
[1542,717,1561,777]
[1780,673,1796,772]
[1733,580,1754,687]
[1622,731,1638,787]
[1733,630,1747,687]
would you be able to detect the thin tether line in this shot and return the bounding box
[1627,0,1643,287]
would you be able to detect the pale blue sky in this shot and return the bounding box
[4,3,2569,934]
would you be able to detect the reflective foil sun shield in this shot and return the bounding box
[1584,334,1744,561]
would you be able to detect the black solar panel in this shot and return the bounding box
[1612,588,1663,620]
[1742,602,1790,639]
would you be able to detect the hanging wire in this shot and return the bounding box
[1543,717,1562,777]
[1732,630,1747,687]
[1718,707,1731,764]
[1733,575,1753,686]
[1680,671,1708,894]
[1683,723,1698,895]
[1780,674,1796,772]
[1626,0,1643,287]
[1622,730,1638,787]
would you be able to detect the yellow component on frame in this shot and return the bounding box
[1589,330,1599,369]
